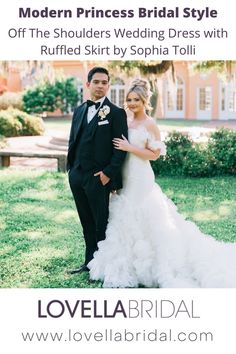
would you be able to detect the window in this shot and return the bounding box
[220,72,236,115]
[199,87,211,111]
[109,78,125,107]
[119,89,125,108]
[110,89,117,105]
[167,91,174,110]
[221,87,225,111]
[229,90,236,112]
[166,76,184,112]
[177,88,183,110]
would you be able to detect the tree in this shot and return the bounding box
[110,60,235,77]
[110,60,173,74]
[23,77,79,115]
[193,61,236,80]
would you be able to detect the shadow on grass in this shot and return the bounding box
[0,170,235,287]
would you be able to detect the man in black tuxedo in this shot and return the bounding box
[67,67,128,274]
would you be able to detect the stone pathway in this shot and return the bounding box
[3,130,68,171]
[202,120,236,131]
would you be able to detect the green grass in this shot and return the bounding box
[157,176,236,243]
[156,119,206,134]
[0,170,235,288]
[156,119,204,128]
[0,170,96,288]
[42,117,205,134]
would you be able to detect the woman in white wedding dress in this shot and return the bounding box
[88,79,236,288]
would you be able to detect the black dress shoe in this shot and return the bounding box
[68,265,89,275]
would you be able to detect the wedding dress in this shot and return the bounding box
[88,125,236,288]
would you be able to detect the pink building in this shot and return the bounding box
[159,62,236,120]
[2,61,236,120]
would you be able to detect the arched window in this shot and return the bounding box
[109,78,125,108]
[165,76,185,118]
[197,86,212,120]
[220,72,236,120]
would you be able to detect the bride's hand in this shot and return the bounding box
[113,135,133,152]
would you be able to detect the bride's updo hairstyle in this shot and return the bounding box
[126,78,152,111]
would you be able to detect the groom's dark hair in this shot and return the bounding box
[87,67,110,83]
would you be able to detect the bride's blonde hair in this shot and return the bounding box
[126,78,152,111]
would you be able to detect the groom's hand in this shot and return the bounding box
[94,171,110,186]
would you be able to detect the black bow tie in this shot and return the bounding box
[87,100,100,109]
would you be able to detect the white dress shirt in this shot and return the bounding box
[87,96,106,124]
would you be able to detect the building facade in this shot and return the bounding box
[1,61,236,120]
[159,62,236,120]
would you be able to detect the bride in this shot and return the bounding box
[88,79,236,288]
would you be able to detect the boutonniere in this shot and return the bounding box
[98,105,110,120]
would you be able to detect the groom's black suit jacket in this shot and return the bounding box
[67,97,128,190]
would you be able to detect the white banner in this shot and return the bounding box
[0,289,235,354]
[0,0,235,60]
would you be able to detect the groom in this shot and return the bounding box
[67,67,128,274]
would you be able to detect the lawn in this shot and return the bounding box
[0,170,235,288]
[156,118,204,127]
[42,117,205,134]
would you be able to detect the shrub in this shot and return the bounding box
[150,155,164,176]
[0,108,45,137]
[0,92,23,110]
[183,144,217,177]
[53,77,79,113]
[23,77,79,115]
[151,131,193,176]
[157,131,193,176]
[151,128,236,177]
[0,110,22,137]
[208,128,236,175]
